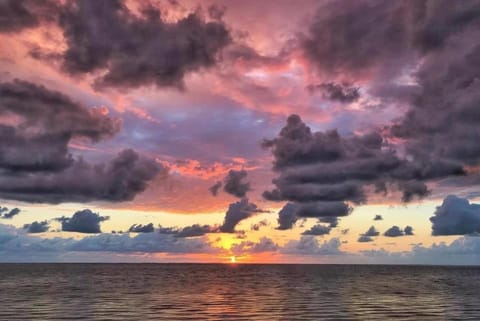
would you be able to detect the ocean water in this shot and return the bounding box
[0,264,479,320]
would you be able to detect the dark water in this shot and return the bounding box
[0,264,479,320]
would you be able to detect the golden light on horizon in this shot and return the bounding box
[230,256,236,263]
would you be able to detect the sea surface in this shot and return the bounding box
[0,264,479,320]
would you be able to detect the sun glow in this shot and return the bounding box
[230,256,237,263]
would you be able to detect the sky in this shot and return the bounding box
[0,0,479,264]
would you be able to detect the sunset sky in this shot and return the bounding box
[0,0,479,264]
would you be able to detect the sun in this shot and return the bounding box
[230,256,236,263]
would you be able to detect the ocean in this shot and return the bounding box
[0,264,478,320]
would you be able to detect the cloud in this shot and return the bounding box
[219,198,264,233]
[357,226,379,242]
[0,80,163,203]
[0,148,164,203]
[23,220,49,233]
[384,226,404,237]
[223,169,250,198]
[128,223,154,233]
[0,80,120,172]
[0,207,20,219]
[357,235,374,243]
[69,232,219,254]
[174,224,218,238]
[307,82,360,103]
[302,224,331,236]
[55,0,231,89]
[209,181,222,196]
[318,216,339,228]
[231,237,278,255]
[373,215,383,221]
[282,236,343,255]
[251,219,269,231]
[58,209,109,234]
[364,226,380,237]
[0,0,57,33]
[430,195,480,236]
[276,203,298,230]
[405,226,414,236]
[156,224,218,238]
[263,114,464,215]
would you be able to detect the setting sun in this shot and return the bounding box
[230,256,236,263]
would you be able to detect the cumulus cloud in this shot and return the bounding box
[69,232,219,254]
[0,148,164,203]
[405,226,414,236]
[128,223,154,233]
[231,237,278,255]
[263,115,457,218]
[219,198,264,233]
[282,236,343,255]
[0,80,163,203]
[276,203,298,230]
[55,0,230,89]
[357,226,379,242]
[0,207,20,219]
[23,220,49,233]
[157,224,218,238]
[430,195,480,236]
[358,235,374,243]
[302,224,331,236]
[384,226,404,237]
[223,170,250,198]
[364,226,380,237]
[58,209,109,234]
[0,80,120,172]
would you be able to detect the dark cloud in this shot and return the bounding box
[357,235,374,243]
[358,226,379,242]
[318,216,339,228]
[373,215,383,221]
[307,82,360,103]
[58,209,109,234]
[364,226,380,237]
[175,224,218,238]
[23,220,49,233]
[263,114,464,216]
[430,195,480,236]
[384,226,404,237]
[302,1,412,80]
[128,223,154,233]
[157,224,218,238]
[56,0,231,89]
[0,80,161,203]
[405,225,414,235]
[209,181,222,196]
[1,207,20,219]
[223,169,250,198]
[0,80,120,172]
[276,203,298,230]
[0,0,57,33]
[302,224,331,236]
[219,198,264,233]
[0,148,164,203]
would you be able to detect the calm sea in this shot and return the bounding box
[0,264,478,320]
